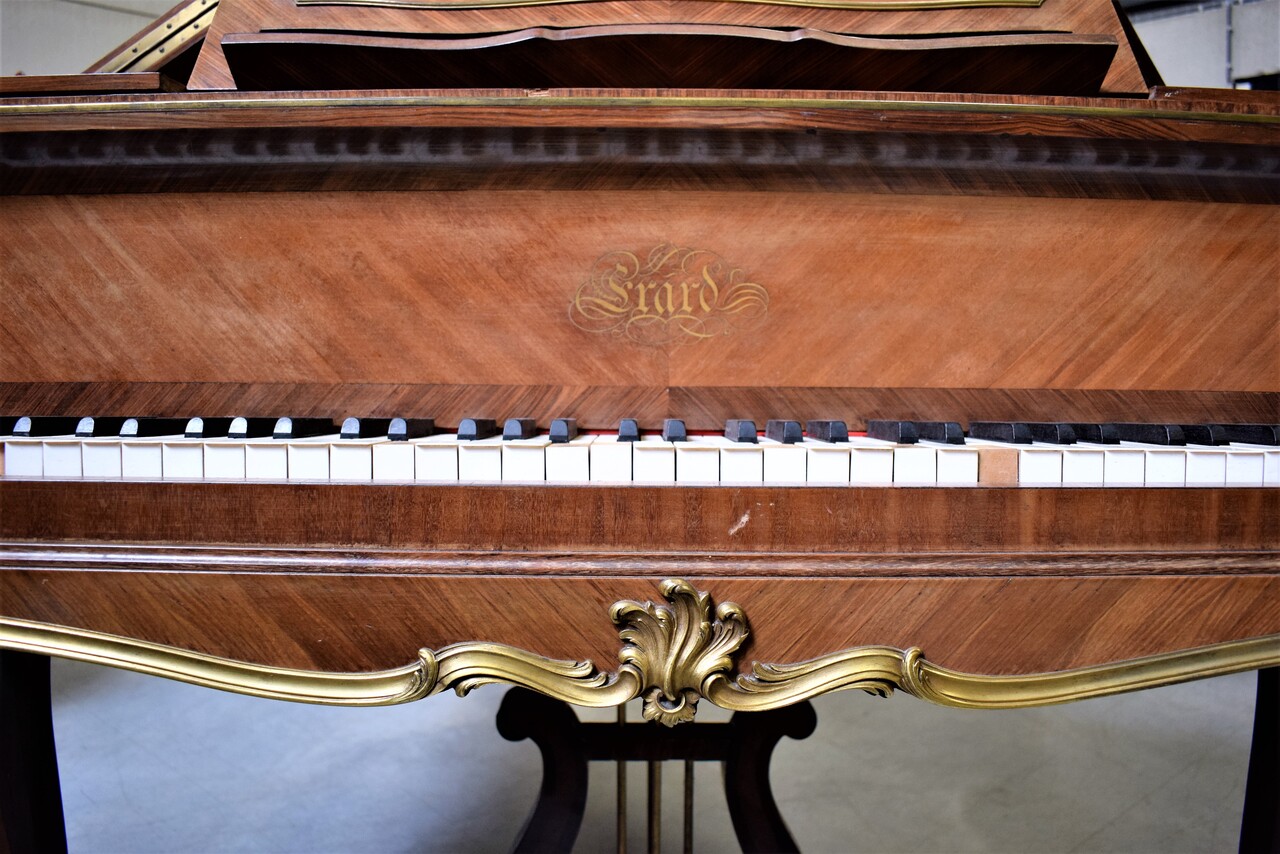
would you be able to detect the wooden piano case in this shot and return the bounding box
[1,0,1278,848]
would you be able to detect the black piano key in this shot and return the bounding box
[387,418,434,441]
[340,417,392,440]
[458,418,498,441]
[12,416,81,437]
[550,418,578,444]
[75,416,128,438]
[724,419,758,443]
[662,419,688,443]
[866,420,918,444]
[270,417,336,440]
[1026,423,1077,445]
[220,417,276,440]
[1220,424,1280,446]
[1113,423,1186,446]
[120,417,190,438]
[968,422,1034,444]
[765,420,803,444]
[1179,424,1229,446]
[0,416,17,436]
[503,418,538,441]
[914,421,965,444]
[1071,423,1119,445]
[617,418,641,442]
[806,420,848,442]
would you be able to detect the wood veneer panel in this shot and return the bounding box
[2,192,1275,394]
[187,0,1148,94]
[4,93,1273,147]
[0,73,173,95]
[220,28,1115,96]
[2,571,1278,675]
[1,482,1275,554]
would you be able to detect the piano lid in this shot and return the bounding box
[81,0,1156,96]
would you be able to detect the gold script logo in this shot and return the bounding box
[569,244,769,346]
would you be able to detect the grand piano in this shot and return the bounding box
[1,0,1277,850]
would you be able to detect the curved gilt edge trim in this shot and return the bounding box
[3,579,1279,722]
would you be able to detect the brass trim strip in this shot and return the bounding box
[92,1,219,74]
[1,93,1276,126]
[3,579,1278,722]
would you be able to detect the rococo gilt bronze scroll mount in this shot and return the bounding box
[2,578,1278,723]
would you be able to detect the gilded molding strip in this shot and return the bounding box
[3,579,1279,724]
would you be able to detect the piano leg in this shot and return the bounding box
[497,689,590,854]
[0,651,67,854]
[1240,667,1279,854]
[723,702,818,854]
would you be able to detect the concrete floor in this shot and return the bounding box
[50,659,1256,853]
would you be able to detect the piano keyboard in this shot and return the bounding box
[2,416,1277,486]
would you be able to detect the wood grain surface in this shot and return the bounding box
[219,27,1116,95]
[1,482,1276,554]
[4,570,1279,676]
[4,91,1275,148]
[2,192,1274,413]
[186,0,1149,94]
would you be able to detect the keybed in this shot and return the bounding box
[2,416,1277,486]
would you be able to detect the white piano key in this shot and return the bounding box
[1185,447,1227,485]
[372,441,415,482]
[121,440,163,479]
[42,438,83,477]
[5,439,44,476]
[893,445,937,484]
[458,437,503,482]
[719,438,764,484]
[82,440,123,478]
[1131,445,1186,485]
[1061,446,1105,484]
[162,438,204,479]
[204,441,247,480]
[762,439,806,483]
[1230,444,1280,485]
[675,438,720,483]
[932,443,979,484]
[1017,446,1063,484]
[1224,448,1265,486]
[546,435,593,483]
[286,437,335,481]
[589,435,633,482]
[804,440,850,483]
[245,440,288,480]
[848,438,895,484]
[1100,446,1145,485]
[330,437,382,482]
[414,434,461,482]
[633,436,676,483]
[502,437,549,482]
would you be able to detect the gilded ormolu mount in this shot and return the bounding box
[2,579,1279,721]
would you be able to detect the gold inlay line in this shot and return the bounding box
[1,93,1275,127]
